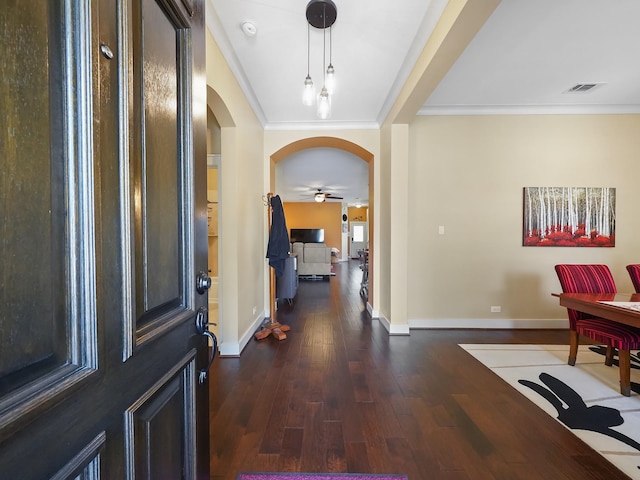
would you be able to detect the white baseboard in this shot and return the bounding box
[375,313,410,335]
[367,303,377,317]
[218,342,240,357]
[218,309,267,357]
[408,318,567,330]
[375,316,566,335]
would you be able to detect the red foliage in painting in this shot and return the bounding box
[575,236,593,246]
[546,231,573,242]
[592,235,613,246]
[537,238,554,246]
[524,225,615,247]
[555,240,576,247]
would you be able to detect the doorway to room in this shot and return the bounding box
[350,221,368,259]
[270,136,375,306]
[207,154,220,339]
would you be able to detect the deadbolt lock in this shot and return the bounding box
[196,271,212,294]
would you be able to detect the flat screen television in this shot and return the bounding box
[290,228,324,243]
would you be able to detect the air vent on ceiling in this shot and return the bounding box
[564,83,605,94]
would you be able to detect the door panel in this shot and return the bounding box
[127,353,197,480]
[0,0,209,477]
[131,0,192,344]
[50,432,106,480]
[0,0,60,389]
[136,0,181,318]
[0,0,98,436]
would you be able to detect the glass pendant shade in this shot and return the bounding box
[325,64,335,94]
[317,86,331,119]
[303,75,315,106]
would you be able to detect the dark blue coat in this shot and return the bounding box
[266,195,290,277]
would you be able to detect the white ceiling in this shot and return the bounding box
[206,0,640,205]
[275,148,369,204]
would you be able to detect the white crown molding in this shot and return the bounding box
[264,121,380,131]
[376,0,449,126]
[205,5,267,127]
[418,104,640,116]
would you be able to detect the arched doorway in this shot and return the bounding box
[205,86,235,351]
[270,137,375,307]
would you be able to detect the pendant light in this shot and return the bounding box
[317,86,331,119]
[325,25,335,94]
[303,0,337,119]
[302,23,315,106]
[317,11,331,119]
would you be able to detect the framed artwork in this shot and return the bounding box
[523,187,615,247]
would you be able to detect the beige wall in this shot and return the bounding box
[377,125,393,326]
[206,30,266,355]
[407,114,640,327]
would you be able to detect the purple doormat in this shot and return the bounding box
[237,474,407,480]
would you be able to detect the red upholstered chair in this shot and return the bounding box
[555,264,640,396]
[626,264,640,293]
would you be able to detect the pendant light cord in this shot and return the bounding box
[307,23,310,76]
[322,4,326,84]
[329,25,332,66]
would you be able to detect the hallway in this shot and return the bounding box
[208,261,622,479]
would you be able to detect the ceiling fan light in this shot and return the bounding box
[303,75,315,106]
[317,87,331,119]
[314,192,325,202]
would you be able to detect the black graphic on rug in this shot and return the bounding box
[519,372,640,456]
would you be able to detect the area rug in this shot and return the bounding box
[460,344,640,479]
[237,475,406,480]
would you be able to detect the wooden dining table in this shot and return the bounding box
[556,292,640,328]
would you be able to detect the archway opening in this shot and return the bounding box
[270,137,375,306]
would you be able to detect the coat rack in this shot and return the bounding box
[255,193,291,341]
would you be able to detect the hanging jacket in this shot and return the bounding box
[266,195,290,277]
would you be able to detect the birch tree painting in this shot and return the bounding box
[523,187,616,247]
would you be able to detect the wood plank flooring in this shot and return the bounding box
[209,261,630,479]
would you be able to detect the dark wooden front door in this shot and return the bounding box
[0,0,210,478]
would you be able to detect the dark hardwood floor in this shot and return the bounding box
[209,261,629,479]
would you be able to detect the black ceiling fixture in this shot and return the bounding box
[306,0,337,28]
[302,0,337,119]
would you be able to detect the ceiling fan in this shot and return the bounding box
[311,188,343,203]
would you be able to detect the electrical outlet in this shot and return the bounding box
[252,306,257,315]
[490,306,501,313]
[438,225,445,235]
